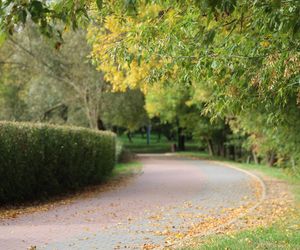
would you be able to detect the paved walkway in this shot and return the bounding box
[0,155,259,250]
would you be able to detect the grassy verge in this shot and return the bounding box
[112,162,143,177]
[195,223,300,250]
[176,151,300,250]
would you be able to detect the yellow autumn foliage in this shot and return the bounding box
[87,2,183,94]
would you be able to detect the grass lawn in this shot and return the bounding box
[118,133,199,153]
[176,151,300,250]
[194,224,300,250]
[112,161,142,177]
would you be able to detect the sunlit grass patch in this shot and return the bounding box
[193,220,300,250]
[112,162,143,177]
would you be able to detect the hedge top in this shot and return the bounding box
[0,121,116,138]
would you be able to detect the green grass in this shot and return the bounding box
[119,133,199,153]
[192,223,300,250]
[112,162,142,177]
[176,151,300,250]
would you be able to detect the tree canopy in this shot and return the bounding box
[87,0,300,166]
[0,0,300,169]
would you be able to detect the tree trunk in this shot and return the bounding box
[157,129,161,142]
[177,127,185,151]
[140,127,145,138]
[97,118,105,130]
[291,157,297,173]
[267,151,276,167]
[252,150,259,164]
[233,146,236,161]
[207,138,214,156]
[127,132,132,143]
[219,143,225,157]
[246,155,251,164]
[147,124,151,145]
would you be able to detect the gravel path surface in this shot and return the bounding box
[0,155,259,250]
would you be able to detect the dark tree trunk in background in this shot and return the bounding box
[140,127,145,138]
[42,103,68,122]
[157,129,161,142]
[97,118,106,130]
[219,143,225,157]
[147,124,151,145]
[61,105,68,122]
[207,138,214,156]
[165,134,173,141]
[177,127,185,151]
[112,126,118,133]
[233,146,237,161]
[127,132,132,143]
[228,145,235,160]
[267,151,276,167]
[178,135,185,151]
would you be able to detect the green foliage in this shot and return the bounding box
[0,121,116,203]
[0,0,91,39]
[102,89,149,132]
[1,0,300,170]
[88,0,300,169]
[0,24,149,133]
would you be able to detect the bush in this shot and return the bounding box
[116,139,124,161]
[116,140,134,163]
[0,121,116,203]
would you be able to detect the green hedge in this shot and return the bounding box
[0,121,116,203]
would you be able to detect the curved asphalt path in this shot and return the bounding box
[0,155,259,250]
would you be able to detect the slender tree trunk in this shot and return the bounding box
[127,132,132,143]
[252,150,259,164]
[157,129,161,142]
[147,124,151,145]
[291,157,298,173]
[177,127,185,151]
[207,138,214,156]
[83,95,97,130]
[224,145,228,158]
[232,146,236,161]
[267,151,276,167]
[219,143,225,157]
[246,155,251,164]
[140,127,145,138]
[97,118,105,130]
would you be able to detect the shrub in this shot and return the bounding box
[116,139,124,161]
[116,140,134,163]
[0,121,116,203]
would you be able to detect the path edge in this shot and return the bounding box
[163,155,267,249]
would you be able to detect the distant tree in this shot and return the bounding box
[0,23,108,129]
[101,89,149,134]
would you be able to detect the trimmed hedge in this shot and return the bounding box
[0,121,116,203]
